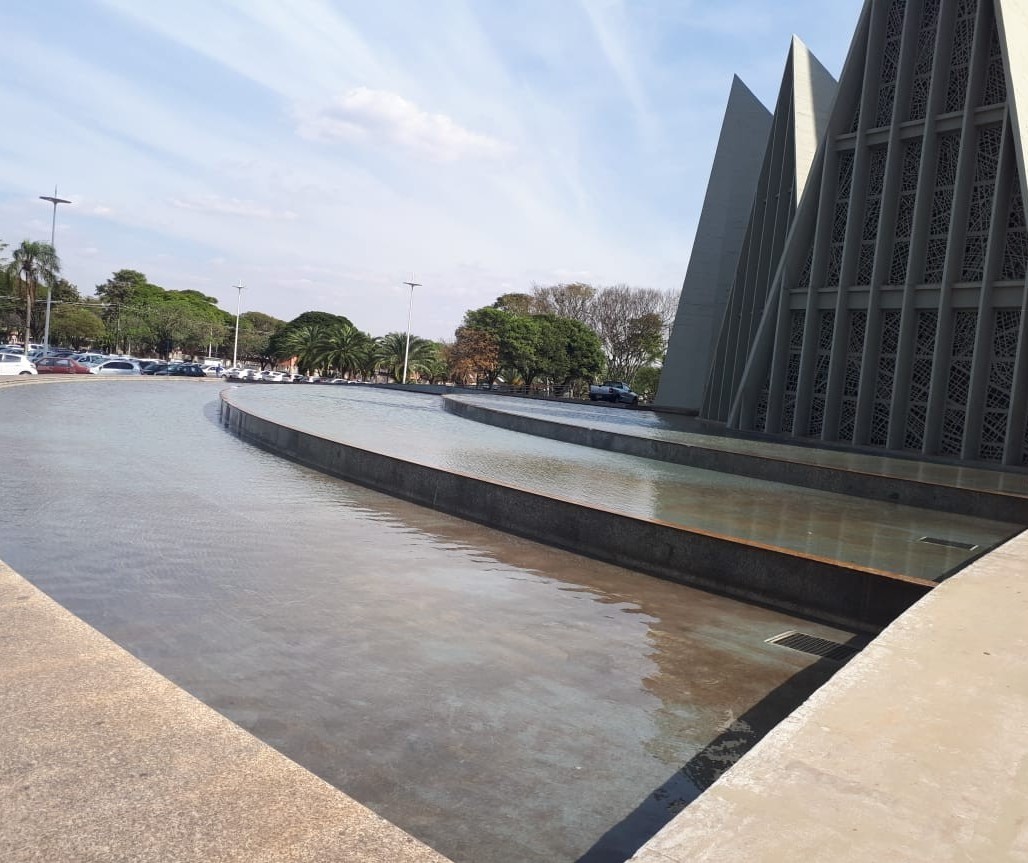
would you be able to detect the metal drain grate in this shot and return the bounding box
[765,631,861,663]
[918,536,978,551]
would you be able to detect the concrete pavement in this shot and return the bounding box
[0,560,451,863]
[630,528,1028,863]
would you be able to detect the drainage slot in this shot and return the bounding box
[918,536,978,551]
[765,631,861,663]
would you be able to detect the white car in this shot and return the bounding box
[88,359,141,376]
[0,354,37,375]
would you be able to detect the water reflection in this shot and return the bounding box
[2,381,847,863]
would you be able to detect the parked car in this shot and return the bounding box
[34,357,91,375]
[0,354,37,375]
[224,367,256,381]
[168,363,207,377]
[88,359,142,376]
[588,380,640,405]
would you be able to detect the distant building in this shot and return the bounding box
[661,0,1028,470]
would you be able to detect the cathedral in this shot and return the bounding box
[659,0,1028,470]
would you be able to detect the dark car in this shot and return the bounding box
[140,361,168,375]
[168,363,207,377]
[35,357,91,374]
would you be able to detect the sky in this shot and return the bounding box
[0,0,864,340]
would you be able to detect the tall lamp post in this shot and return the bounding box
[39,187,72,352]
[232,282,245,368]
[401,275,421,384]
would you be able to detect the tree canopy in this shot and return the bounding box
[453,304,604,389]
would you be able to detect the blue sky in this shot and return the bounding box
[0,0,863,339]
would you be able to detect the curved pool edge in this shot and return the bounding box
[219,390,932,633]
[441,394,1028,525]
[629,526,1028,863]
[0,558,453,863]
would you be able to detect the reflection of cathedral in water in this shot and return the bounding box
[659,0,1028,471]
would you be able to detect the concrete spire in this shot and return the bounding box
[686,38,838,420]
[656,76,772,412]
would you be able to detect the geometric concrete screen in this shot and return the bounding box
[656,76,773,412]
[701,38,838,421]
[725,0,1028,469]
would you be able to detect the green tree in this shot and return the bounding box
[375,331,438,382]
[236,311,283,366]
[535,314,606,388]
[95,270,163,352]
[269,311,356,361]
[631,366,662,402]
[317,321,372,378]
[279,324,327,374]
[50,305,105,348]
[462,307,531,384]
[460,306,605,390]
[420,342,449,384]
[6,241,60,352]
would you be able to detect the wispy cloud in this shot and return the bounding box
[169,196,299,221]
[577,0,653,133]
[298,88,513,162]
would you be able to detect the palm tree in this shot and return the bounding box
[6,241,59,352]
[278,324,326,374]
[375,331,438,382]
[316,322,372,378]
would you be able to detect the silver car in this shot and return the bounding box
[88,359,142,376]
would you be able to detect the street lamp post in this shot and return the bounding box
[39,187,72,352]
[232,282,245,368]
[401,275,421,384]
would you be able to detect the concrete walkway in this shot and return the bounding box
[0,561,451,863]
[630,528,1028,863]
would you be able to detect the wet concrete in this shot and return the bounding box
[225,386,1020,580]
[0,381,852,863]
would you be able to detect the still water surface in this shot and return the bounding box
[0,381,849,862]
[228,384,1020,578]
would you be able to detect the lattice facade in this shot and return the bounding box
[982,309,1020,461]
[781,310,806,433]
[712,0,1028,470]
[875,0,906,127]
[808,311,836,437]
[945,0,979,113]
[961,126,1002,282]
[838,310,867,442]
[904,311,936,450]
[907,0,940,121]
[696,39,838,421]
